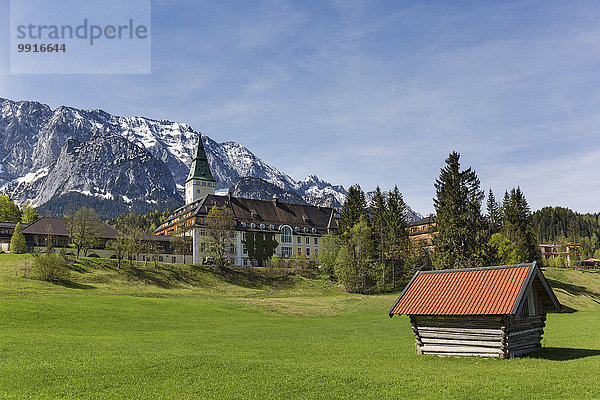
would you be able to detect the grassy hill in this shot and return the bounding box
[0,254,599,399]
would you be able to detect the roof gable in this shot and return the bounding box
[389,263,560,317]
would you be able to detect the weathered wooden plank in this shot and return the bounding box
[420,338,504,347]
[420,344,506,354]
[413,319,504,328]
[507,337,541,347]
[422,351,504,358]
[507,338,542,349]
[509,315,545,323]
[507,321,545,331]
[417,332,505,341]
[417,327,505,335]
[414,315,503,322]
[508,327,544,337]
[423,352,505,358]
[510,346,540,357]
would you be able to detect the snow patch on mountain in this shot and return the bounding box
[0,97,424,218]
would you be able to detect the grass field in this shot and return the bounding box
[0,254,599,399]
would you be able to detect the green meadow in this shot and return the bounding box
[0,254,599,399]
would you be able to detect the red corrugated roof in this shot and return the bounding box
[389,264,534,316]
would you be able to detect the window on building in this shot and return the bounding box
[281,247,292,258]
[314,238,318,246]
[200,228,206,236]
[306,248,310,257]
[230,244,235,254]
[281,226,292,243]
[297,236,301,244]
[243,258,248,266]
[298,248,302,255]
[306,237,310,245]
[242,232,247,241]
[172,256,176,263]
[242,244,248,255]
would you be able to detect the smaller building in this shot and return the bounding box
[574,258,600,270]
[0,222,17,252]
[389,263,561,358]
[407,216,436,251]
[539,243,581,267]
[20,217,183,262]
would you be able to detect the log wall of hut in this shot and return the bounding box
[409,276,549,358]
[410,313,546,358]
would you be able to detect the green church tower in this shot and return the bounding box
[185,135,216,204]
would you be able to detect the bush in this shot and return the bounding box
[32,253,69,282]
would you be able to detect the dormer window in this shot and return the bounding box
[251,222,257,229]
[260,223,266,229]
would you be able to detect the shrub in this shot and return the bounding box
[32,253,69,282]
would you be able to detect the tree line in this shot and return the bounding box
[323,152,543,293]
[532,207,600,259]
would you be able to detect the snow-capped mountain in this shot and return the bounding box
[0,98,423,219]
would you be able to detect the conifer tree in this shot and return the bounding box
[486,189,502,234]
[501,187,540,263]
[369,187,387,265]
[339,184,367,237]
[432,152,486,269]
[384,186,408,287]
[10,222,27,254]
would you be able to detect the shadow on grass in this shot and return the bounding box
[213,266,296,290]
[127,266,176,289]
[527,347,600,361]
[52,280,96,290]
[546,278,600,306]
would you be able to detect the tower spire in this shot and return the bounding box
[185,135,216,204]
[186,135,215,183]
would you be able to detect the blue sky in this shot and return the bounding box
[1,0,599,215]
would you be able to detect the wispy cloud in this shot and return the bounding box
[1,0,599,213]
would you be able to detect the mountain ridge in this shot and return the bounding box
[0,97,422,221]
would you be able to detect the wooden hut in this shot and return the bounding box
[388,263,561,358]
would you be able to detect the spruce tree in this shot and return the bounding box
[486,189,502,234]
[432,152,486,269]
[10,222,27,254]
[339,184,367,237]
[384,186,408,288]
[369,186,387,265]
[501,187,540,263]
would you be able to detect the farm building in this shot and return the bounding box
[388,263,561,358]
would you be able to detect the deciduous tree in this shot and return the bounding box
[202,205,235,270]
[65,206,103,259]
